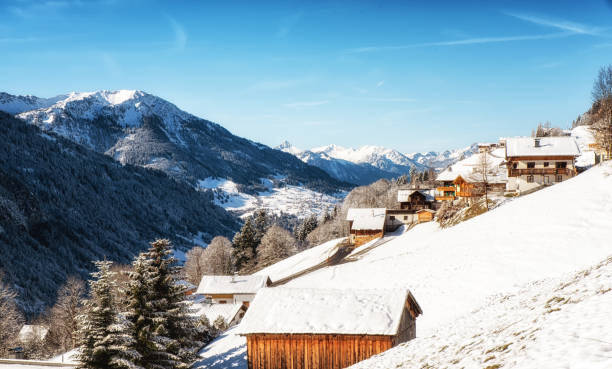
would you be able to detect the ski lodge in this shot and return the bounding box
[238,288,422,369]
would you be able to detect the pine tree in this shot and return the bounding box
[253,209,269,246]
[125,239,203,369]
[231,219,257,270]
[77,261,141,369]
[296,215,318,243]
[0,271,23,358]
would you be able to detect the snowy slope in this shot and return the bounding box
[352,254,612,369]
[194,161,612,369]
[197,177,344,219]
[572,125,597,168]
[0,92,67,115]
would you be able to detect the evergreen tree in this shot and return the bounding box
[296,215,318,243]
[253,209,269,246]
[125,239,204,369]
[231,219,257,270]
[77,261,141,369]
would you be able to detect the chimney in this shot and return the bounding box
[534,138,541,148]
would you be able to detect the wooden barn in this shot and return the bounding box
[345,208,387,246]
[416,209,435,223]
[238,288,422,369]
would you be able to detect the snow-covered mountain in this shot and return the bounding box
[2,90,350,218]
[311,144,427,174]
[277,142,399,186]
[407,143,479,170]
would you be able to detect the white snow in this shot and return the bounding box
[194,161,612,369]
[505,136,581,157]
[346,208,386,231]
[198,177,343,219]
[572,125,598,168]
[254,238,343,282]
[196,275,270,295]
[310,144,420,171]
[237,288,414,335]
[407,144,478,170]
[351,255,612,369]
[190,301,244,326]
[194,326,247,369]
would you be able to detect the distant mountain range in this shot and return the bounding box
[277,141,478,185]
[2,90,349,195]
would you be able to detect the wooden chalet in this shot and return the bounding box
[196,275,271,306]
[238,288,423,369]
[505,137,581,194]
[346,208,386,246]
[397,189,435,211]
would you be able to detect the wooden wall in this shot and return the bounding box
[245,333,394,369]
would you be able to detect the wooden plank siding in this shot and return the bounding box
[245,334,396,369]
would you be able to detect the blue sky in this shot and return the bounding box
[1,0,612,153]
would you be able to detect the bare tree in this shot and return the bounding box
[47,276,86,353]
[257,225,297,268]
[183,237,234,284]
[0,271,23,357]
[472,151,499,211]
[591,65,612,159]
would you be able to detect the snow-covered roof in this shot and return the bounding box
[176,280,197,290]
[196,275,270,295]
[397,189,435,202]
[238,288,421,336]
[19,325,49,342]
[346,208,387,231]
[436,148,507,184]
[190,302,245,325]
[505,137,580,158]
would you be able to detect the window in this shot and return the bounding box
[556,162,567,168]
[390,216,395,221]
[527,175,534,183]
[219,300,227,304]
[543,176,550,184]
[527,162,535,168]
[543,162,549,167]
[512,162,518,169]
[403,216,408,220]
[556,175,563,182]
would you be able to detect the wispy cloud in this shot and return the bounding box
[277,11,303,38]
[504,12,603,36]
[168,17,187,51]
[247,77,313,92]
[346,32,571,53]
[376,80,385,88]
[284,100,329,108]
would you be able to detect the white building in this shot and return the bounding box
[505,137,581,194]
[195,275,271,306]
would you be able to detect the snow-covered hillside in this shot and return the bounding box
[407,143,478,170]
[353,255,612,369]
[0,91,67,115]
[198,177,343,219]
[194,161,612,369]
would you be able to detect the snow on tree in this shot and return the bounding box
[125,239,204,369]
[0,270,23,358]
[182,247,207,285]
[472,150,499,211]
[232,218,258,270]
[253,209,270,246]
[77,261,142,369]
[257,225,298,268]
[296,215,318,243]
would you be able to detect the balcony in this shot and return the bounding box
[435,195,455,201]
[436,186,455,192]
[508,168,571,177]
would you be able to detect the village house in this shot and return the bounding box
[195,274,271,307]
[346,208,386,246]
[238,288,422,369]
[435,146,507,201]
[386,189,437,228]
[505,136,581,194]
